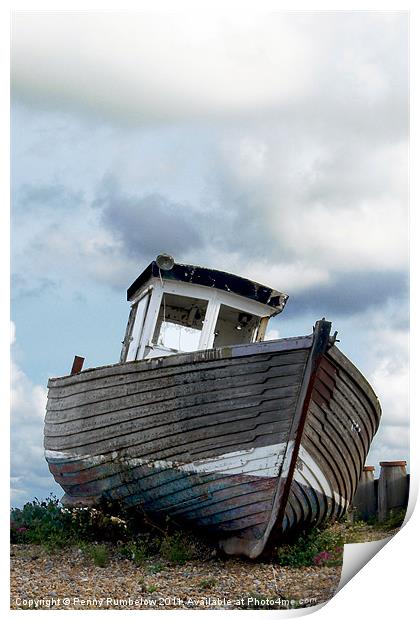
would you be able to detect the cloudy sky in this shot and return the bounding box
[10,11,409,506]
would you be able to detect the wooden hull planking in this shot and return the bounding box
[44,322,380,558]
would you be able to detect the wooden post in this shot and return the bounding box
[255,316,270,342]
[352,466,377,520]
[378,461,408,522]
[71,356,85,375]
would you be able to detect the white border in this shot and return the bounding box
[4,4,417,620]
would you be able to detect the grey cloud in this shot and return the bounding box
[14,182,84,212]
[95,177,206,261]
[286,270,408,318]
[94,173,288,272]
[11,274,59,300]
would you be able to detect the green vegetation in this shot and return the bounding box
[342,510,406,541]
[119,535,158,566]
[275,510,407,568]
[159,531,193,565]
[83,543,110,567]
[352,508,406,532]
[276,523,344,568]
[377,509,406,531]
[10,495,128,550]
[11,494,405,570]
[199,577,217,590]
[148,563,164,574]
[10,494,199,565]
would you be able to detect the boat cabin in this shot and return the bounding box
[120,255,289,362]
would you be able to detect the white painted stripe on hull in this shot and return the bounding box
[294,445,348,508]
[45,449,107,465]
[46,442,294,479]
[152,443,290,477]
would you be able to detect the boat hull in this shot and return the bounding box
[44,322,381,558]
[282,347,381,537]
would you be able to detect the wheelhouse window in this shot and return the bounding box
[213,304,260,346]
[152,293,208,353]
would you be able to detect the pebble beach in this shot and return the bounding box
[10,544,341,610]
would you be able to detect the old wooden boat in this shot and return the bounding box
[44,255,381,559]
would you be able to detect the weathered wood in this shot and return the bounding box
[48,354,308,400]
[46,412,291,457]
[45,327,381,559]
[327,347,381,423]
[247,320,334,556]
[45,399,297,439]
[46,380,301,430]
[352,466,377,520]
[47,361,304,413]
[282,349,382,536]
[255,316,270,342]
[48,335,313,386]
[378,461,409,522]
[70,356,84,375]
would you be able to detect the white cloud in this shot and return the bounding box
[370,347,409,428]
[10,323,61,505]
[213,128,408,276]
[266,328,281,341]
[246,262,331,294]
[11,13,313,122]
[358,315,409,468]
[12,13,407,127]
[280,199,407,272]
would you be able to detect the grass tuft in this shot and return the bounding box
[277,523,344,568]
[82,543,110,567]
[159,532,193,565]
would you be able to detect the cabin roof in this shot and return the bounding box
[127,260,288,312]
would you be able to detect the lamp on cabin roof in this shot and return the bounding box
[156,253,175,271]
